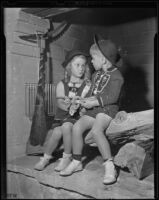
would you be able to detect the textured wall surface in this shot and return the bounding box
[49,23,92,84]
[87,18,156,111]
[5,8,50,161]
[6,8,156,162]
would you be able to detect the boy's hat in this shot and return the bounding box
[62,49,89,68]
[94,34,119,64]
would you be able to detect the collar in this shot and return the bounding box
[107,65,117,72]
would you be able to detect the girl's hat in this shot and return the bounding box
[94,34,120,64]
[62,49,89,68]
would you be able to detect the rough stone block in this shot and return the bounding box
[18,174,43,199]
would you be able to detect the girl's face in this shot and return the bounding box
[70,56,86,78]
[90,53,104,71]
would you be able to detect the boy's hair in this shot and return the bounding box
[89,43,104,58]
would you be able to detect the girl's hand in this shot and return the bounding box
[64,96,71,105]
[79,107,86,116]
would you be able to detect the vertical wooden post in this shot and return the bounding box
[26,36,48,153]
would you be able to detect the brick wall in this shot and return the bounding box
[5,8,50,161]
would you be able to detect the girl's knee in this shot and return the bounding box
[72,122,83,136]
[62,122,72,130]
[52,127,62,139]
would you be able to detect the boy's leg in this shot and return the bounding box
[54,122,73,171]
[91,113,117,185]
[34,127,62,170]
[60,115,95,176]
[91,113,112,160]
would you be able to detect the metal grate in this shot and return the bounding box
[25,83,56,119]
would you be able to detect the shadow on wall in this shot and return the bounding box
[119,62,152,112]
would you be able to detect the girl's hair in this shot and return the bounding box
[64,55,88,82]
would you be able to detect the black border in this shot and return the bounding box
[1,0,158,199]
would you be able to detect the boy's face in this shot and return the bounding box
[90,53,104,71]
[71,56,86,78]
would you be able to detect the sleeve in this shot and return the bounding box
[96,77,124,107]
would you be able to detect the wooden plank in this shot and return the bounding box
[16,21,46,35]
[19,10,49,30]
[13,32,38,47]
[12,43,39,58]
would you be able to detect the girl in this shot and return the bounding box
[34,49,91,171]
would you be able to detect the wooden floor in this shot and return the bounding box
[7,154,154,199]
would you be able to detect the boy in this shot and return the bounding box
[34,49,91,171]
[60,35,124,185]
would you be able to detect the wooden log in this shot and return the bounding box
[85,109,154,146]
[106,109,154,135]
[84,109,154,179]
[114,139,154,180]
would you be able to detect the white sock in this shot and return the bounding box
[72,159,81,164]
[63,152,72,158]
[43,153,52,160]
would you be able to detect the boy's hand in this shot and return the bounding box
[80,99,95,109]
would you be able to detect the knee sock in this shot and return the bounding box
[103,157,113,163]
[73,154,82,161]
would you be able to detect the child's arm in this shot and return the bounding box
[80,96,99,109]
[56,81,71,111]
[80,74,124,109]
[95,76,124,108]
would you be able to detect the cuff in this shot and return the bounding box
[96,95,104,107]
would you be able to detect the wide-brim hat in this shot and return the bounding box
[62,49,89,68]
[94,34,119,64]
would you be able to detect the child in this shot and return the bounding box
[60,35,124,185]
[34,49,91,171]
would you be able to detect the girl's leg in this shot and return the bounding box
[34,127,62,170]
[91,113,117,185]
[45,127,62,155]
[72,115,95,155]
[61,122,73,154]
[54,122,73,171]
[60,115,95,176]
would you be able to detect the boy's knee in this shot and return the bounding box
[91,128,101,137]
[96,113,111,121]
